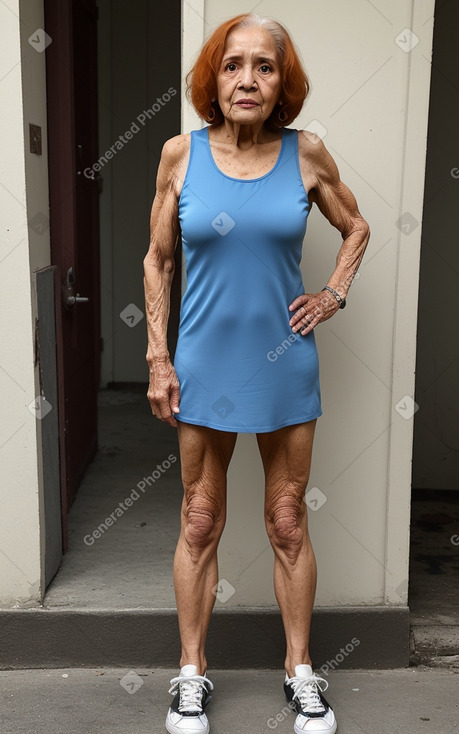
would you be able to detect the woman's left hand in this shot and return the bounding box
[289,291,340,335]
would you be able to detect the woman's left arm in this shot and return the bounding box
[289,131,370,335]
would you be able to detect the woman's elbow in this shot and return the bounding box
[143,248,175,275]
[349,216,370,243]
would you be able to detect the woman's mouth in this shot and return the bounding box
[235,99,259,109]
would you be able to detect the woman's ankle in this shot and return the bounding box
[179,657,208,676]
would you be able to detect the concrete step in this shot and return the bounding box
[0,605,409,669]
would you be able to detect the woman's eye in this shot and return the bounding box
[260,64,271,73]
[225,63,237,72]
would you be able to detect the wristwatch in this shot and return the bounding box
[322,285,346,309]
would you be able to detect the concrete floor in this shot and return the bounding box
[44,387,459,665]
[1,667,458,734]
[45,387,182,609]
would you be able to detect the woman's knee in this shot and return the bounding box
[178,424,235,556]
[182,476,225,555]
[265,487,307,562]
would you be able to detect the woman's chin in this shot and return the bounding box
[224,110,267,125]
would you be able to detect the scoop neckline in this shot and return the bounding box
[205,127,286,182]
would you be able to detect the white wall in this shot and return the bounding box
[0,0,50,605]
[182,0,435,607]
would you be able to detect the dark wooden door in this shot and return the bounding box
[45,0,100,551]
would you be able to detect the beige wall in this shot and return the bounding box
[182,0,435,607]
[0,0,51,605]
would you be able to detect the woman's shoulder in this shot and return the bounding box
[296,128,335,174]
[155,134,192,198]
[161,133,191,163]
[296,128,340,189]
[159,134,193,190]
[296,128,326,156]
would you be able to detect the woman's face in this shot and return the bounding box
[216,26,282,127]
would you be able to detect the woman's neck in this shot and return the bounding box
[215,120,278,149]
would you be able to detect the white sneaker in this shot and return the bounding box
[165,664,213,734]
[284,664,337,733]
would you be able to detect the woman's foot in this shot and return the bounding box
[284,664,337,733]
[165,664,213,733]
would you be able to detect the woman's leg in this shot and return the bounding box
[174,422,237,676]
[256,421,317,677]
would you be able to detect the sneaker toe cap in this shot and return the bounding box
[295,710,336,732]
[166,709,209,733]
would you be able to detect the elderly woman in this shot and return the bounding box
[144,12,369,734]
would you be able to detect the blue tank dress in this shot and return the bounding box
[174,126,321,433]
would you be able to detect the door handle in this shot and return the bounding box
[63,266,90,309]
[66,294,89,306]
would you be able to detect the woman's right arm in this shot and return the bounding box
[143,134,189,427]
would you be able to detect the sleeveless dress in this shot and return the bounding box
[174,126,321,433]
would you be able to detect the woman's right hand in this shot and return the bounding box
[146,357,180,427]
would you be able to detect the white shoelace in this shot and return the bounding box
[287,672,329,713]
[168,673,214,713]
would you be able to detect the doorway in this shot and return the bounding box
[97,0,182,387]
[45,0,101,570]
[44,0,182,591]
[410,0,459,664]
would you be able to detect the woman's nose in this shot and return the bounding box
[238,66,256,90]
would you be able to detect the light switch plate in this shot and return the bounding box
[29,123,42,155]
